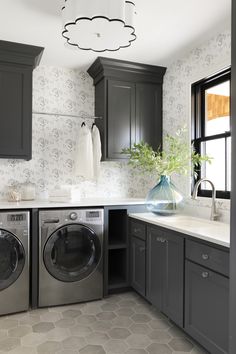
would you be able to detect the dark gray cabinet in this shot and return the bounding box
[130,220,146,297]
[146,226,184,327]
[131,237,146,297]
[107,80,136,159]
[185,239,229,354]
[0,40,43,160]
[136,83,162,151]
[104,205,146,296]
[88,57,166,160]
[146,226,163,310]
[185,260,229,354]
[129,216,230,353]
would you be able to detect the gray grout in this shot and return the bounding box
[0,292,208,353]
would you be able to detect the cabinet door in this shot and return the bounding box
[107,80,135,159]
[146,226,164,310]
[185,260,229,354]
[136,83,162,150]
[130,236,146,297]
[0,63,32,159]
[162,232,184,327]
[146,226,184,327]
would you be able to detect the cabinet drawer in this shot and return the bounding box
[130,220,146,240]
[185,260,229,354]
[186,240,229,277]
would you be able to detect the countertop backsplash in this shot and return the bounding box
[183,197,230,224]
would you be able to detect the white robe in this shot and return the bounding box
[74,124,94,180]
[92,124,102,180]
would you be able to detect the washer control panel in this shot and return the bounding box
[69,212,78,220]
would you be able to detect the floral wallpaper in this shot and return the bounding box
[0,27,231,219]
[163,26,231,220]
[0,66,155,200]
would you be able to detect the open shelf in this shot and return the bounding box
[108,209,127,246]
[108,242,127,250]
[108,249,127,290]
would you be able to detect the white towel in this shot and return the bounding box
[75,124,94,180]
[92,124,102,180]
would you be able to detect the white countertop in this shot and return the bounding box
[129,213,230,248]
[0,198,145,210]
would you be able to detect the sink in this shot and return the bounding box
[163,215,208,224]
[155,215,222,231]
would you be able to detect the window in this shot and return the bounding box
[192,68,231,199]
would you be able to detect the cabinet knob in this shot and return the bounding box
[202,271,209,278]
[202,254,209,260]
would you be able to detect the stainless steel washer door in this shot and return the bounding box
[43,224,102,283]
[0,230,25,291]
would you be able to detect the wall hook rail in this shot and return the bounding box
[33,111,102,120]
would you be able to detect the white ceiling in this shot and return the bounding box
[0,0,231,70]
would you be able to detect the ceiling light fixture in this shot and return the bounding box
[62,0,136,52]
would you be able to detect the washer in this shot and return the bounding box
[0,211,29,315]
[38,209,103,307]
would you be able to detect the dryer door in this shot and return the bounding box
[0,230,25,290]
[43,224,102,282]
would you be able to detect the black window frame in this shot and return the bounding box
[192,68,231,199]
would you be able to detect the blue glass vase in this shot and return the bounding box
[146,175,184,216]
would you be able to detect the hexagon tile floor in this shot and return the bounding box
[0,292,208,353]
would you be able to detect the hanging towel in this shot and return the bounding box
[92,124,102,180]
[74,124,94,180]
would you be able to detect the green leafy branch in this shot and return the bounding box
[122,128,212,179]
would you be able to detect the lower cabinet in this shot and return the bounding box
[129,216,230,354]
[146,226,184,327]
[130,236,146,297]
[185,261,229,354]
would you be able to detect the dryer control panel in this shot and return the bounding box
[8,213,26,222]
[0,211,29,229]
[40,209,104,227]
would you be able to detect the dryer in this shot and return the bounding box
[38,209,103,307]
[0,211,29,315]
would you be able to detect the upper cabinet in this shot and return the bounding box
[88,57,166,160]
[0,40,44,160]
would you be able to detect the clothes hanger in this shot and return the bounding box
[81,121,86,127]
[92,122,96,129]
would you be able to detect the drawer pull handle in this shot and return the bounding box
[202,271,209,278]
[156,237,166,243]
[202,254,209,260]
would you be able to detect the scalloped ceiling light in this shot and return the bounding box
[62,0,136,52]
